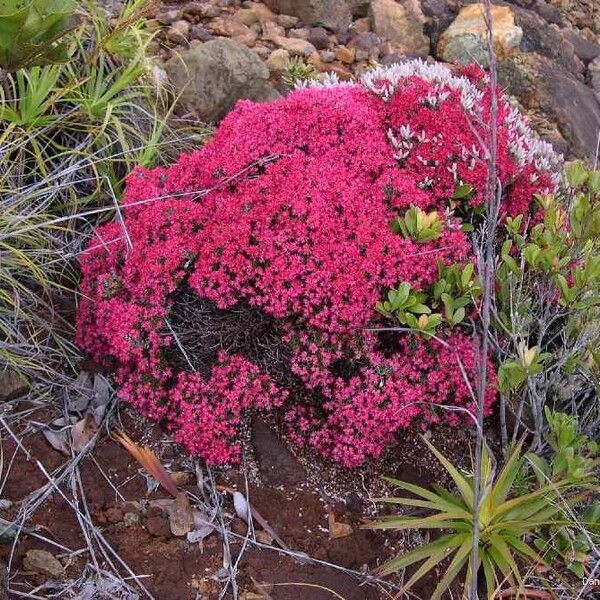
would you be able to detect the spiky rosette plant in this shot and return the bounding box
[76,61,562,467]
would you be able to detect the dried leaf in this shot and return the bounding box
[186,522,214,543]
[42,428,69,456]
[327,509,353,539]
[112,430,178,497]
[65,371,93,413]
[169,492,195,537]
[71,413,98,453]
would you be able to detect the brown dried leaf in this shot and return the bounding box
[112,430,178,497]
[327,508,353,540]
[169,492,194,537]
[71,413,98,453]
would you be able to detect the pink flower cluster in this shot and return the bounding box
[76,61,560,467]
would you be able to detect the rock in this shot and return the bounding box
[230,516,248,536]
[277,14,299,28]
[499,53,600,158]
[512,8,583,76]
[438,4,522,67]
[274,36,317,56]
[255,530,274,545]
[308,26,330,49]
[419,0,457,47]
[588,56,600,103]
[0,561,7,600]
[0,370,28,401]
[252,418,305,486]
[182,1,220,19]
[319,49,336,62]
[169,493,195,537]
[267,48,291,71]
[561,28,600,63]
[190,24,214,41]
[165,40,279,122]
[289,27,310,39]
[146,507,172,538]
[348,0,370,18]
[368,0,429,56]
[105,506,123,524]
[244,1,277,23]
[232,8,261,25]
[156,9,182,25]
[335,46,355,63]
[253,45,271,59]
[262,20,286,41]
[262,0,352,32]
[210,17,258,46]
[23,550,64,578]
[166,20,190,44]
[348,31,380,51]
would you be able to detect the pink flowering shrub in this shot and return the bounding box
[76,61,561,467]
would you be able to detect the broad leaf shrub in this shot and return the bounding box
[76,61,562,466]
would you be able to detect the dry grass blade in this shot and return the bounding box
[112,430,178,497]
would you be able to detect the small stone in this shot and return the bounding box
[123,512,139,527]
[348,31,379,51]
[308,26,330,50]
[105,507,123,524]
[244,1,277,23]
[210,17,258,46]
[267,48,291,72]
[255,530,274,545]
[335,46,355,63]
[156,10,182,25]
[277,14,299,28]
[166,20,190,44]
[232,8,260,26]
[253,45,271,59]
[144,19,162,32]
[262,20,286,41]
[190,24,213,41]
[274,36,316,56]
[289,27,310,40]
[146,507,172,538]
[169,493,194,537]
[23,550,63,578]
[319,49,336,62]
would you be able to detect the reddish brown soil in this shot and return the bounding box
[0,403,482,599]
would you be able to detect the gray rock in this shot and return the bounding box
[319,49,336,62]
[590,57,600,104]
[369,0,429,56]
[499,53,600,159]
[308,26,330,49]
[277,14,299,28]
[262,0,352,32]
[512,7,584,75]
[165,39,279,122]
[348,31,380,51]
[561,28,600,63]
[274,35,317,56]
[289,27,310,39]
[267,48,291,71]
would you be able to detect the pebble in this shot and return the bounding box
[166,20,190,44]
[319,49,336,62]
[267,48,290,71]
[335,46,355,64]
[274,36,316,56]
[23,550,64,578]
[156,10,181,25]
[123,512,140,527]
[289,27,310,40]
[262,20,285,41]
[277,14,299,28]
[105,506,124,524]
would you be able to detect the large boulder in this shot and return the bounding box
[261,0,352,32]
[165,39,279,122]
[499,53,600,158]
[437,4,522,66]
[368,0,429,55]
[165,39,279,123]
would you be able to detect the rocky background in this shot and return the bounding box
[127,0,598,158]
